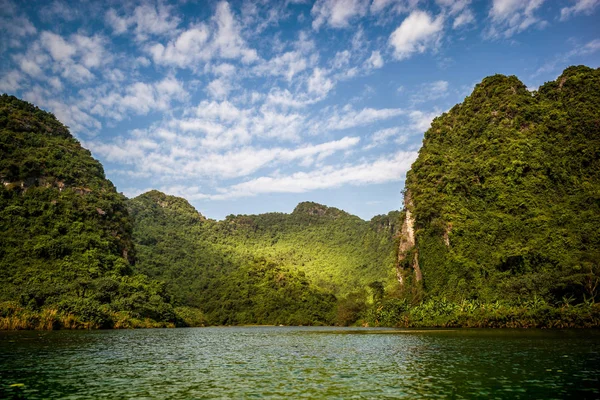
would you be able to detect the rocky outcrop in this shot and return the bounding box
[398,193,415,253]
[397,191,421,285]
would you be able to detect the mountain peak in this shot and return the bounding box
[133,190,205,221]
[292,201,348,218]
[0,94,71,139]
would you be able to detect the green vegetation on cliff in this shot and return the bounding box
[397,66,600,319]
[0,95,178,329]
[128,191,400,325]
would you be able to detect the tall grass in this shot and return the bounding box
[362,297,600,328]
[0,302,175,330]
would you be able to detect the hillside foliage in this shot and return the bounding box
[0,94,178,329]
[400,66,600,309]
[128,191,400,325]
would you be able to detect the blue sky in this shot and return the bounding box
[1,0,599,220]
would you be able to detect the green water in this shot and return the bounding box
[1,327,599,399]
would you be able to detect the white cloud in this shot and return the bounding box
[307,68,334,98]
[279,136,360,162]
[148,2,258,68]
[452,10,475,28]
[48,76,63,90]
[253,50,310,81]
[253,31,317,81]
[370,0,422,15]
[1,16,36,50]
[105,9,130,35]
[212,63,237,76]
[364,108,439,148]
[0,70,24,92]
[312,106,406,132]
[365,51,384,69]
[408,109,439,132]
[213,1,259,62]
[148,26,210,68]
[22,85,102,135]
[163,100,307,149]
[265,88,325,108]
[560,0,600,20]
[82,76,189,120]
[195,100,246,121]
[207,78,234,99]
[486,0,546,38]
[435,0,475,28]
[580,38,600,53]
[71,34,109,69]
[19,31,112,84]
[367,127,405,148]
[331,50,351,69]
[39,0,82,22]
[533,38,600,77]
[411,80,448,103]
[372,127,400,142]
[0,2,36,51]
[214,150,418,199]
[18,58,44,78]
[61,64,94,84]
[105,3,181,41]
[436,0,469,14]
[40,31,76,62]
[311,0,369,30]
[389,11,444,60]
[90,129,360,182]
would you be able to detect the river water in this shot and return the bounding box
[1,327,599,399]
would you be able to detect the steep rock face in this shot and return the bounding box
[402,66,600,303]
[396,191,420,284]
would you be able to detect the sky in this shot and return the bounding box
[1,0,599,220]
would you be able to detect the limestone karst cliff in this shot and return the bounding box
[398,66,600,305]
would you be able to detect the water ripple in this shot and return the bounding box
[1,327,599,399]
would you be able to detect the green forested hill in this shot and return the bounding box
[0,95,177,329]
[128,191,400,325]
[397,66,600,325]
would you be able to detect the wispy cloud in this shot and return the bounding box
[486,0,547,39]
[311,0,369,30]
[560,0,600,20]
[411,80,449,103]
[311,106,407,132]
[147,2,258,68]
[389,10,445,60]
[105,2,181,41]
[209,150,418,199]
[533,38,600,77]
[88,130,361,182]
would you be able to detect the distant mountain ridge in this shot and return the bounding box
[128,190,400,325]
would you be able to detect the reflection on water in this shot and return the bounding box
[1,327,599,399]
